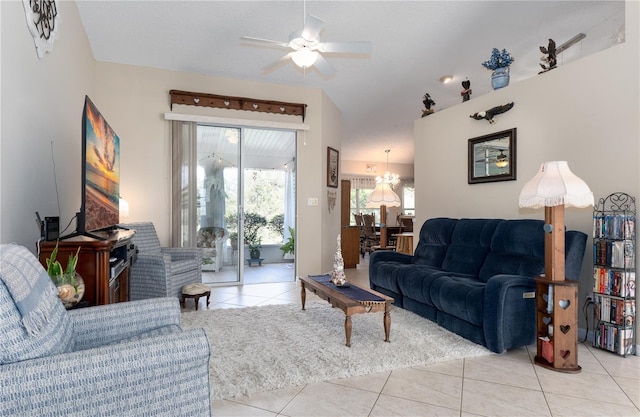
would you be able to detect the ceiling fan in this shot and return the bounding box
[241,14,371,78]
[475,148,509,167]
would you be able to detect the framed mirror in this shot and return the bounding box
[468,128,517,184]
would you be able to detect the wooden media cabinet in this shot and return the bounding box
[38,229,136,306]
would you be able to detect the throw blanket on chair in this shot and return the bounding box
[0,245,59,336]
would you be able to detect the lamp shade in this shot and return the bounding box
[119,198,130,218]
[366,182,401,208]
[519,161,594,208]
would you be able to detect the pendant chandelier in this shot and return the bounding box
[376,149,400,188]
[366,149,401,209]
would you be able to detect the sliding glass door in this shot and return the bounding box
[197,126,242,284]
[173,121,296,285]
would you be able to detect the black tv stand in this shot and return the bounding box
[59,230,106,241]
[97,224,130,232]
[58,211,123,241]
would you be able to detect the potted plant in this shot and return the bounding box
[280,226,295,259]
[248,239,262,259]
[269,214,285,240]
[244,213,267,259]
[45,243,85,308]
[229,232,238,250]
[482,48,515,90]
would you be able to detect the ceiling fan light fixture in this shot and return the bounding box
[291,48,318,68]
[495,151,509,168]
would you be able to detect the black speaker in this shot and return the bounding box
[44,216,59,241]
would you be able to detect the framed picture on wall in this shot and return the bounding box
[327,147,339,188]
[468,128,517,184]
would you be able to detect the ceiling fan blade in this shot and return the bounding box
[242,36,289,48]
[261,52,294,73]
[302,14,325,41]
[319,41,371,54]
[313,54,336,78]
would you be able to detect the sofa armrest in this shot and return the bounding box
[69,297,181,350]
[0,329,211,416]
[369,250,413,265]
[483,274,537,353]
[162,247,202,261]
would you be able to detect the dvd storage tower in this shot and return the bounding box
[592,192,636,356]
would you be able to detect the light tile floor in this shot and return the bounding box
[186,257,640,417]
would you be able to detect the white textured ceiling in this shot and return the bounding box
[76,1,625,164]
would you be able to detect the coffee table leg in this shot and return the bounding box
[301,281,306,310]
[383,305,391,342]
[345,315,352,347]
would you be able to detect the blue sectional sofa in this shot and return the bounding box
[369,218,587,353]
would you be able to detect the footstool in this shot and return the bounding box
[181,283,211,311]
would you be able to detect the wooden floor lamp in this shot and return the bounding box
[519,161,594,372]
[366,182,401,249]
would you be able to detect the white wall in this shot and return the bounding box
[1,1,95,247]
[1,1,342,276]
[414,1,639,338]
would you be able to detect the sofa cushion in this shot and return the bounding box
[396,266,451,307]
[430,275,485,327]
[478,220,545,282]
[0,245,75,365]
[412,218,457,267]
[370,261,414,294]
[441,219,501,276]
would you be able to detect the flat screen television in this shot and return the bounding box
[61,95,120,240]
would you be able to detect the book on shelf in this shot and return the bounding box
[593,240,635,269]
[624,240,635,268]
[625,300,636,326]
[618,328,635,355]
[594,214,637,240]
[595,323,635,355]
[594,295,636,327]
[593,268,636,297]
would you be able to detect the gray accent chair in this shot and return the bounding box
[121,222,202,301]
[0,244,211,416]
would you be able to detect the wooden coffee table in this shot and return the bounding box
[299,275,394,347]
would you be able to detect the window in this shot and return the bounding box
[346,177,414,225]
[350,188,379,225]
[402,185,415,216]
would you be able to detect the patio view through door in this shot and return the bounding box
[174,122,296,285]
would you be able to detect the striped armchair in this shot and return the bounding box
[121,222,202,300]
[0,244,211,417]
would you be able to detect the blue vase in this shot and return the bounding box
[491,67,510,90]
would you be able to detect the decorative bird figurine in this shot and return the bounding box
[422,93,435,117]
[470,102,514,124]
[539,38,557,73]
[461,79,472,102]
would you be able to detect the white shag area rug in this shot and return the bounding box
[181,302,491,401]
